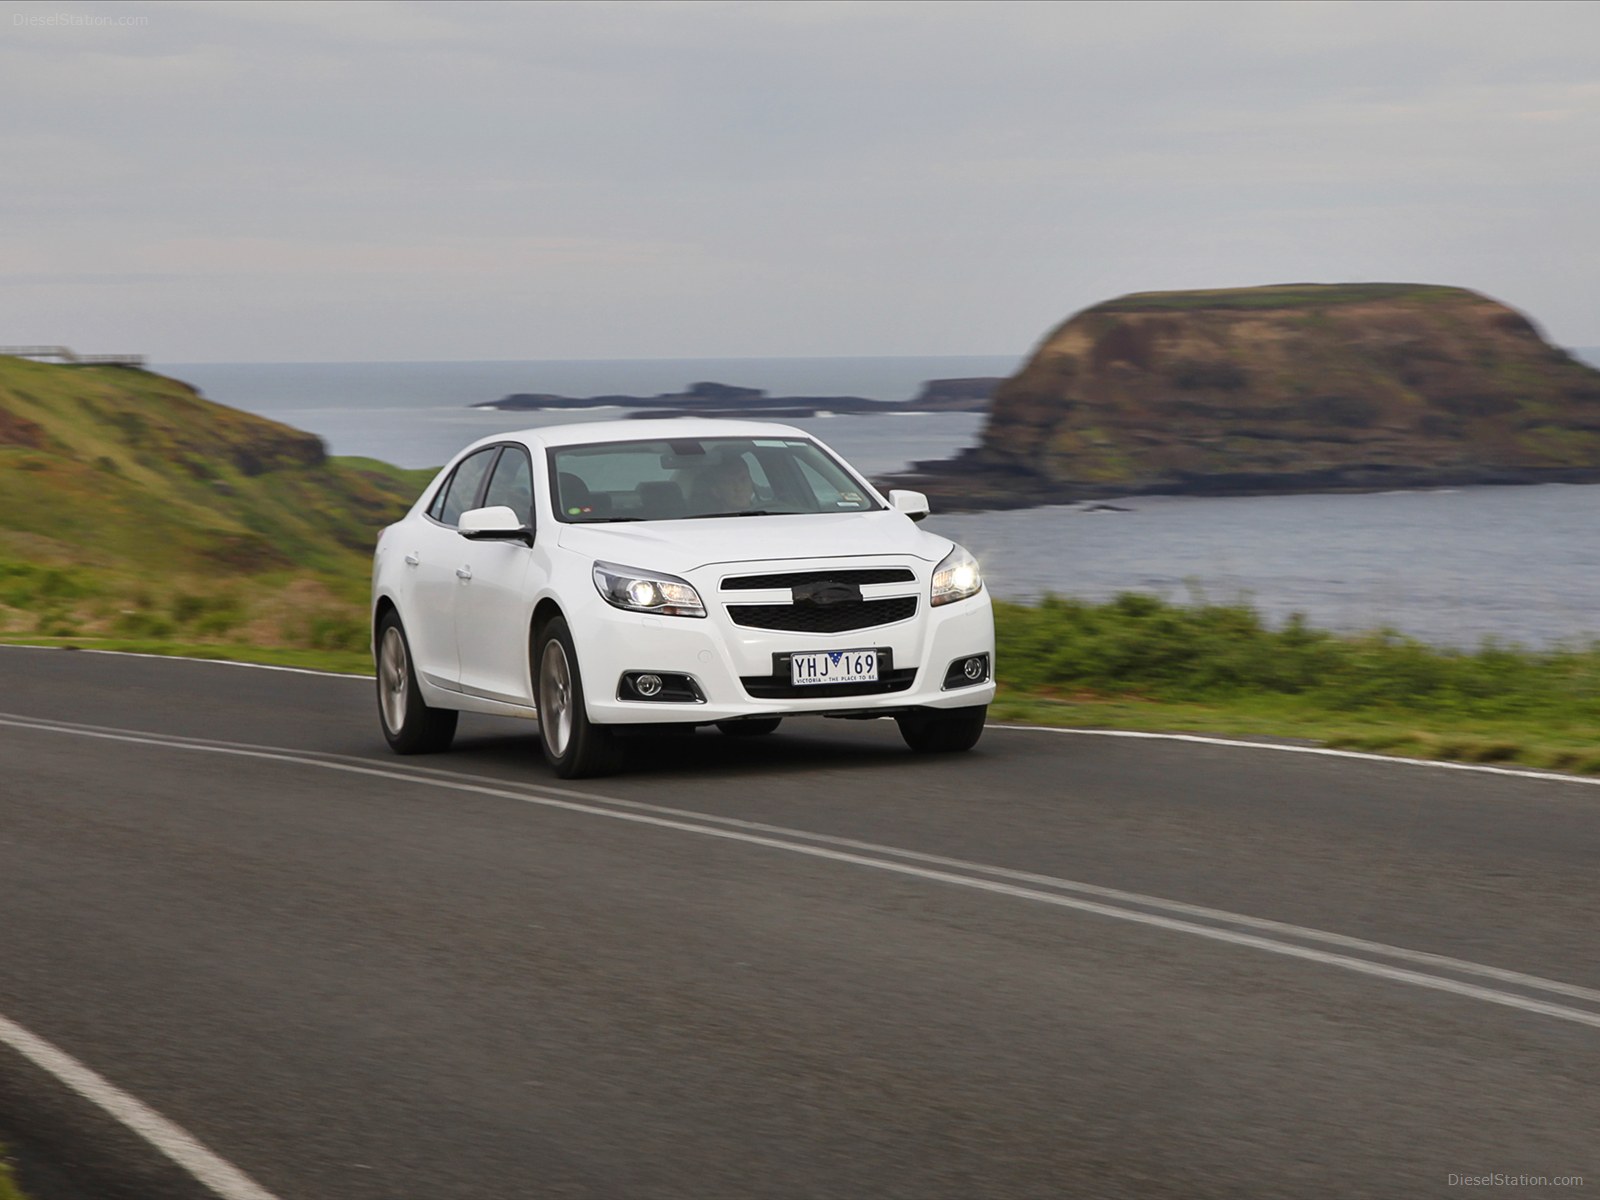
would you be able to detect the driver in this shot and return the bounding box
[697,457,756,511]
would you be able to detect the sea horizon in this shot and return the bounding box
[146,354,1015,476]
[153,352,1025,367]
[148,342,1600,368]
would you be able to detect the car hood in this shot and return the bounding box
[555,510,952,573]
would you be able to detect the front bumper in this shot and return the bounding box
[572,559,995,725]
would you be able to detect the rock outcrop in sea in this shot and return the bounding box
[477,377,1002,419]
[889,283,1600,510]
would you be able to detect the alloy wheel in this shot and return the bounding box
[539,639,574,757]
[378,626,409,734]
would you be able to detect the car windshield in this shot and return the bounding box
[549,436,881,523]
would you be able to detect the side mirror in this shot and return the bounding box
[888,489,930,522]
[458,506,533,545]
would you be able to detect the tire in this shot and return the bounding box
[376,611,459,755]
[716,718,782,737]
[534,615,621,778]
[896,705,987,754]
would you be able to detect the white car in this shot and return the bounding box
[371,419,995,777]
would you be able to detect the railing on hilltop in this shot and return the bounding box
[0,345,146,367]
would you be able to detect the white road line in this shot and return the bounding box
[0,1012,282,1200]
[0,643,368,680]
[13,711,1599,1008]
[992,723,1600,789]
[6,642,1597,787]
[5,713,1600,1033]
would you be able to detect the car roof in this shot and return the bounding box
[503,417,815,450]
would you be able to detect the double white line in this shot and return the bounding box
[3,710,1600,1199]
[6,711,1600,1028]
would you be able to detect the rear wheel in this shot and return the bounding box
[376,612,458,754]
[716,717,782,737]
[535,616,620,778]
[896,705,987,754]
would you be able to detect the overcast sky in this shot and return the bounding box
[2,0,1597,362]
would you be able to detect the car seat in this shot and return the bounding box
[558,472,610,517]
[637,480,685,519]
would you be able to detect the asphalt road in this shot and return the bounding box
[1,645,1597,1199]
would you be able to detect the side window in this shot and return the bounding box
[431,447,498,526]
[426,473,450,521]
[482,446,535,527]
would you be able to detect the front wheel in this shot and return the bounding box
[376,612,458,754]
[534,616,620,778]
[896,705,987,754]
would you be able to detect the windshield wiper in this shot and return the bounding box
[682,509,787,520]
[571,516,647,523]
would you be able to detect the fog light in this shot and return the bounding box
[941,653,990,690]
[620,671,706,703]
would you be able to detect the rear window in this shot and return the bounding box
[548,437,879,523]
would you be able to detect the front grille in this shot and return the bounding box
[727,596,918,633]
[742,651,918,699]
[722,568,916,591]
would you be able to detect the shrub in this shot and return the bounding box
[0,561,98,607]
[169,589,246,638]
[114,610,177,638]
[994,593,1600,723]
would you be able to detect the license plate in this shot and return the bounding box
[791,649,878,686]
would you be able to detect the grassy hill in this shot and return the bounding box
[0,355,434,654]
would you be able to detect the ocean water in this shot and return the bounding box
[924,486,1600,649]
[155,356,1017,474]
[154,353,1600,648]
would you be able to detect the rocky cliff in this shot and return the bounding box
[896,284,1600,507]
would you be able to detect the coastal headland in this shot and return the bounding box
[887,283,1600,509]
[0,353,429,654]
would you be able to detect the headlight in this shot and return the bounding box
[593,560,706,618]
[930,545,983,607]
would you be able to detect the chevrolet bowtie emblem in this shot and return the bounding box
[792,580,862,607]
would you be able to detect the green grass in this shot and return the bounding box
[330,455,440,496]
[991,691,1600,773]
[0,1145,30,1200]
[0,553,375,651]
[1095,282,1473,313]
[0,632,371,674]
[992,594,1600,773]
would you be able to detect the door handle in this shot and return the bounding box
[455,566,473,581]
[404,552,420,566]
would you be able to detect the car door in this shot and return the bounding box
[405,445,498,692]
[455,444,539,705]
